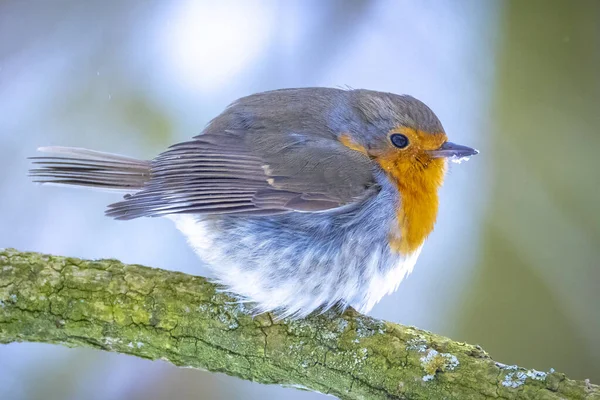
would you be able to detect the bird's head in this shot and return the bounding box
[340,90,479,254]
[341,90,478,181]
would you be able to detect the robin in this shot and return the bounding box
[30,87,478,318]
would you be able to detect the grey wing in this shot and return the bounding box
[105,130,377,220]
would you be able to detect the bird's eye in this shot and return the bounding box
[390,134,409,149]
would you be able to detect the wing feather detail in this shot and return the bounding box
[106,130,376,220]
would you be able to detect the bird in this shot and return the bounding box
[29,87,478,319]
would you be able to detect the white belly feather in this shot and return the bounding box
[168,212,421,318]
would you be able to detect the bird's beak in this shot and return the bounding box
[427,141,479,159]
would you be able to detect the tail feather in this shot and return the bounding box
[29,146,151,191]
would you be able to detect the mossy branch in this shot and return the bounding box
[0,249,597,399]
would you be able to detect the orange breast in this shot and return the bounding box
[377,155,446,255]
[338,131,447,255]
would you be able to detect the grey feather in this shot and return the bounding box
[106,131,376,219]
[29,147,151,190]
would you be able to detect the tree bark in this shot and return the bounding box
[0,249,597,399]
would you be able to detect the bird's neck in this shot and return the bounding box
[383,158,447,255]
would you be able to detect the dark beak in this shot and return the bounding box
[428,141,479,159]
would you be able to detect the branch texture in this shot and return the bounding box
[0,249,597,399]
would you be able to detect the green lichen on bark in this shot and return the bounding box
[0,249,598,399]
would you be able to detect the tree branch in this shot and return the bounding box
[0,249,597,399]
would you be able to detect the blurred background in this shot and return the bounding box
[0,0,598,399]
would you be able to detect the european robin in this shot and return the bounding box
[30,87,478,318]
